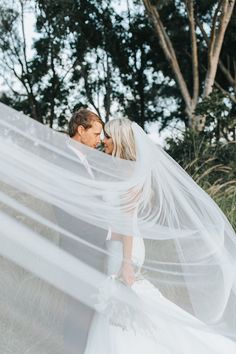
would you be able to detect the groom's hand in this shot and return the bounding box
[120,262,135,287]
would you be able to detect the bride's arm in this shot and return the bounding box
[121,235,135,287]
[120,182,151,286]
[120,187,141,287]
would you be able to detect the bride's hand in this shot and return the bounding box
[120,262,135,287]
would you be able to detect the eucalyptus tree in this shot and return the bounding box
[142,0,235,131]
[1,0,235,137]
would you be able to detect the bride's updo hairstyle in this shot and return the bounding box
[105,118,136,161]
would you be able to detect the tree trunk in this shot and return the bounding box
[104,54,112,122]
[143,0,195,128]
[203,0,235,98]
[143,0,235,131]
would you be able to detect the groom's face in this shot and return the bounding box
[77,121,103,148]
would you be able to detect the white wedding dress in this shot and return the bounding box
[1,103,236,353]
[84,238,236,354]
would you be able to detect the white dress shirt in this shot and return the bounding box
[67,143,94,178]
[67,141,112,239]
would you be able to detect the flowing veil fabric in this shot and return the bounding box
[0,102,236,353]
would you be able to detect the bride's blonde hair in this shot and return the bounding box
[105,118,136,161]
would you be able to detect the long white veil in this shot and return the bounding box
[0,102,236,353]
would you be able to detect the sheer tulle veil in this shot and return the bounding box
[0,102,236,352]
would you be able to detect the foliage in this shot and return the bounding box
[195,90,236,142]
[166,131,236,229]
[0,0,235,227]
[0,0,235,140]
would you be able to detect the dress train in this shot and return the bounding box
[84,239,236,354]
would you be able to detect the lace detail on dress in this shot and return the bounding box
[92,276,158,338]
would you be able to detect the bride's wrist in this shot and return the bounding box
[122,259,133,267]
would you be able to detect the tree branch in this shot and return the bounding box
[0,74,27,97]
[80,62,101,117]
[214,80,236,104]
[20,1,28,75]
[219,59,235,86]
[185,0,199,106]
[203,0,235,97]
[209,0,223,59]
[197,15,236,90]
[199,56,236,104]
[142,0,192,118]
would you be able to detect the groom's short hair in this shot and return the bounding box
[68,109,103,137]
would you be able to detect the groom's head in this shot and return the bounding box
[68,109,103,148]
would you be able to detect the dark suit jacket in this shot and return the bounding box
[53,144,106,354]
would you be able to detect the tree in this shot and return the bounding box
[0,0,42,122]
[213,5,236,105]
[1,0,235,137]
[195,90,236,142]
[33,0,78,127]
[142,0,235,130]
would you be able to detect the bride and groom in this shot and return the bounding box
[64,108,236,354]
[67,108,137,287]
[63,108,141,354]
[0,101,236,353]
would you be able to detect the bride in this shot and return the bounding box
[0,103,236,353]
[85,118,236,354]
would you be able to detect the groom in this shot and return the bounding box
[68,108,103,149]
[59,108,104,354]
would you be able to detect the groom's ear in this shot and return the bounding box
[77,125,85,136]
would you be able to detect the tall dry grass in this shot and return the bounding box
[167,134,236,230]
[184,154,236,230]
